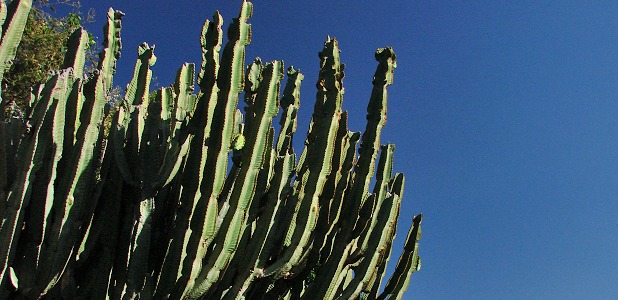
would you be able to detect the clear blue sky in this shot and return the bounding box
[74,1,617,299]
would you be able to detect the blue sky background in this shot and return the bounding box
[70,1,618,299]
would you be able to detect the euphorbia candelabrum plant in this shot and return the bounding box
[0,0,422,299]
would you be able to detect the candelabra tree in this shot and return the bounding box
[0,1,422,299]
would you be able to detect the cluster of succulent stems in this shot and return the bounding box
[0,1,421,299]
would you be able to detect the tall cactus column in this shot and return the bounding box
[0,0,38,295]
[110,42,157,299]
[0,0,32,180]
[0,0,31,292]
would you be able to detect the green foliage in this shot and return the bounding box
[0,1,423,299]
[2,0,95,112]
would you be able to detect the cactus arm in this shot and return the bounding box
[30,9,122,295]
[192,0,253,229]
[173,63,198,131]
[190,12,222,141]
[211,127,275,300]
[362,186,402,300]
[62,28,90,80]
[286,115,350,289]
[0,76,58,294]
[143,35,210,299]
[153,11,225,298]
[109,43,157,299]
[349,47,396,213]
[0,69,75,294]
[97,9,123,92]
[62,30,90,156]
[27,33,90,248]
[322,129,360,248]
[196,12,222,94]
[74,120,110,254]
[0,0,31,228]
[313,242,355,300]
[124,43,156,108]
[168,15,222,195]
[121,198,155,299]
[14,70,80,294]
[2,102,24,195]
[337,175,402,299]
[260,37,345,284]
[275,67,303,155]
[111,104,135,184]
[341,268,355,293]
[157,142,219,298]
[312,113,355,255]
[292,130,358,300]
[228,153,296,299]
[350,144,395,258]
[155,63,197,187]
[256,40,351,299]
[0,66,91,297]
[375,214,422,300]
[73,152,125,298]
[123,43,156,158]
[242,57,263,131]
[0,0,31,87]
[157,87,172,135]
[303,46,397,300]
[113,42,156,188]
[221,67,303,299]
[330,49,397,267]
[340,148,405,299]
[274,113,359,298]
[74,134,115,263]
[188,58,281,299]
[334,146,398,299]
[155,2,252,297]
[202,0,252,183]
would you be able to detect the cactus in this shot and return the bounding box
[0,0,33,294]
[0,1,422,299]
